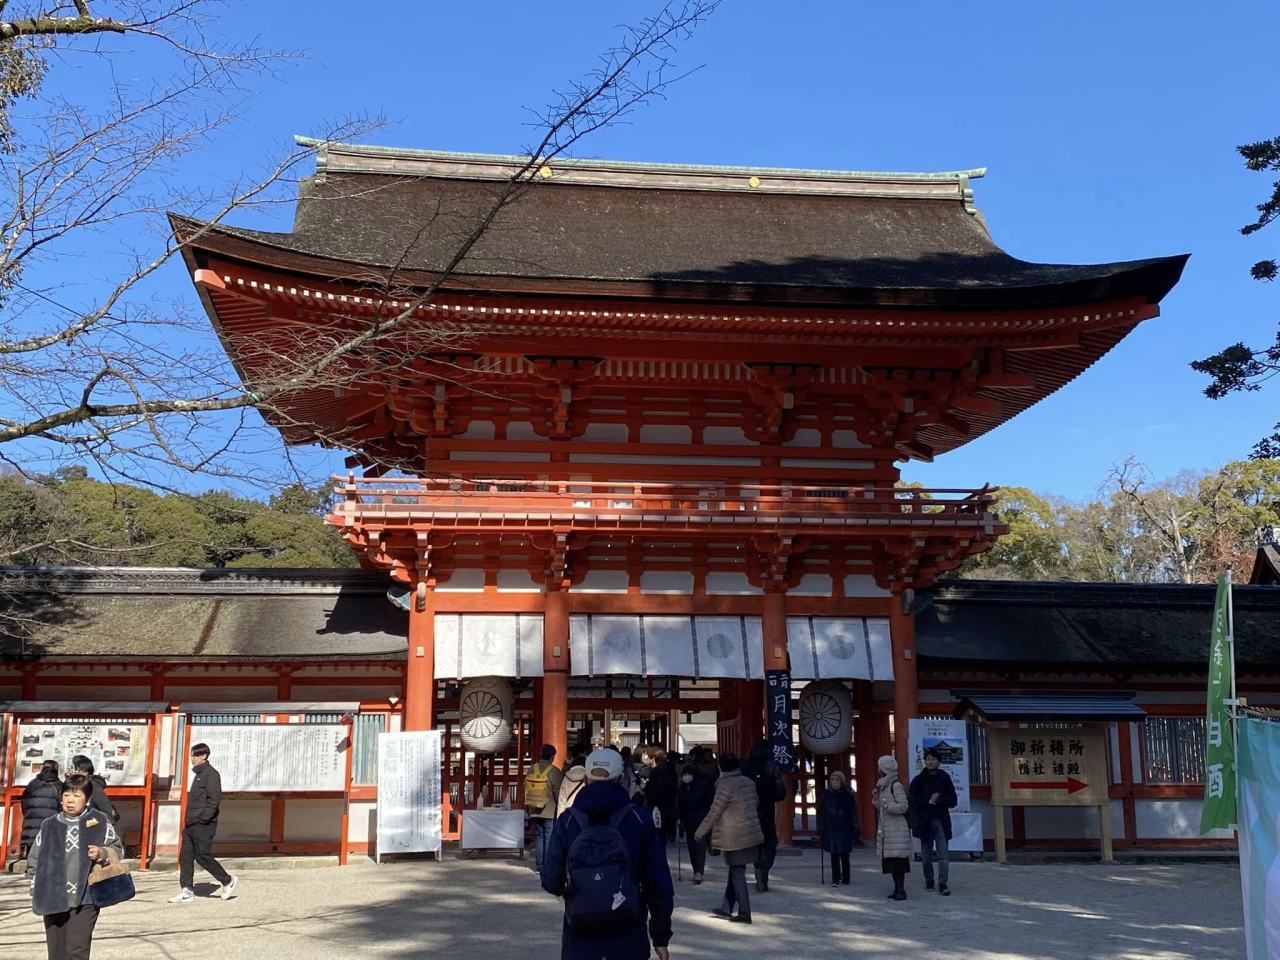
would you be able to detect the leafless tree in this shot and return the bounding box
[0,0,720,499]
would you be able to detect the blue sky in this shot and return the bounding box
[66,0,1280,501]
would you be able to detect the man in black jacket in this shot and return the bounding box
[908,748,959,896]
[743,740,787,892]
[71,756,118,824]
[169,742,238,903]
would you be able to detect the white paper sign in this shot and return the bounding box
[376,730,442,861]
[185,724,346,792]
[907,717,971,813]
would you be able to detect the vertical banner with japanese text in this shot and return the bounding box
[765,670,797,772]
[908,718,970,812]
[1201,572,1237,834]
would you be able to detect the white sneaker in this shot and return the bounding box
[220,875,238,900]
[169,888,195,903]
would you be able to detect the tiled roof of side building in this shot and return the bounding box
[171,139,1188,309]
[917,579,1280,669]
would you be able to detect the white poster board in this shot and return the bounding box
[376,730,442,862]
[907,718,971,813]
[12,722,149,786]
[185,724,346,792]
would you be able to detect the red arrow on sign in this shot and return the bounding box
[1009,776,1088,795]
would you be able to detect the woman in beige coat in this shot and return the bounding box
[873,754,912,900]
[695,753,765,924]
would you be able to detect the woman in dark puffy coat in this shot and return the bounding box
[677,762,714,884]
[818,770,858,888]
[20,760,62,856]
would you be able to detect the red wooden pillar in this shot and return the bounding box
[1116,721,1138,847]
[737,680,764,749]
[541,588,569,764]
[762,590,794,845]
[889,594,918,780]
[853,686,889,838]
[405,582,436,731]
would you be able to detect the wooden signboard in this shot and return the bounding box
[988,726,1113,862]
[989,727,1108,806]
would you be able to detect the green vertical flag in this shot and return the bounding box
[1200,572,1237,834]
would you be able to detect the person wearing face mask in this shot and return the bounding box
[818,770,858,887]
[677,762,714,883]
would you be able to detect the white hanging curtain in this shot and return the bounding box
[433,614,544,679]
[568,614,764,679]
[786,617,894,681]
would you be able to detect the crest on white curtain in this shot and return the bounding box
[569,615,763,678]
[786,617,894,681]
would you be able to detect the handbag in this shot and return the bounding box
[901,783,920,832]
[88,848,136,908]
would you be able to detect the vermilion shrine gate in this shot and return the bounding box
[174,140,1186,835]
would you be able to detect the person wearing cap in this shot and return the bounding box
[541,748,675,960]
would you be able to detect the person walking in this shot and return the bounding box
[558,755,588,813]
[676,761,714,884]
[169,742,238,904]
[28,774,125,960]
[71,756,118,824]
[526,743,566,873]
[643,748,678,842]
[874,754,912,901]
[694,752,764,924]
[818,770,858,887]
[743,739,787,892]
[908,748,958,896]
[20,760,61,859]
[540,748,674,960]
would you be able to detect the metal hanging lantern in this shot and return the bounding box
[798,679,853,755]
[459,676,514,754]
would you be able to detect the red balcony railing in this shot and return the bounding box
[331,476,999,529]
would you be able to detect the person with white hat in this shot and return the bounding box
[541,748,674,960]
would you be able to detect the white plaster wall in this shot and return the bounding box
[640,571,694,595]
[348,800,377,845]
[498,569,543,593]
[843,575,890,598]
[1023,801,1125,840]
[155,802,181,847]
[283,799,344,842]
[456,421,495,439]
[789,574,832,597]
[290,685,401,702]
[783,429,821,448]
[163,686,270,701]
[506,421,542,441]
[437,568,485,593]
[639,424,692,444]
[35,685,149,701]
[1136,799,1235,840]
[580,422,629,442]
[704,572,762,596]
[832,430,869,449]
[213,799,272,842]
[570,570,629,594]
[702,426,753,446]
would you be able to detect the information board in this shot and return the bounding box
[185,724,346,792]
[376,730,443,861]
[12,722,149,786]
[907,718,971,812]
[989,727,1109,806]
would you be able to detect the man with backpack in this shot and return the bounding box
[743,740,787,892]
[541,748,674,960]
[526,743,565,872]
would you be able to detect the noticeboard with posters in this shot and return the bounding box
[10,722,149,786]
[907,717,970,812]
[989,727,1109,806]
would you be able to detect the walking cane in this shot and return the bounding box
[676,822,683,883]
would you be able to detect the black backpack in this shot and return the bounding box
[564,807,642,932]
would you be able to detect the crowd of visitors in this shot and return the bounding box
[534,738,960,958]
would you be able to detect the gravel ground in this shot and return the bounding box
[0,847,1245,959]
